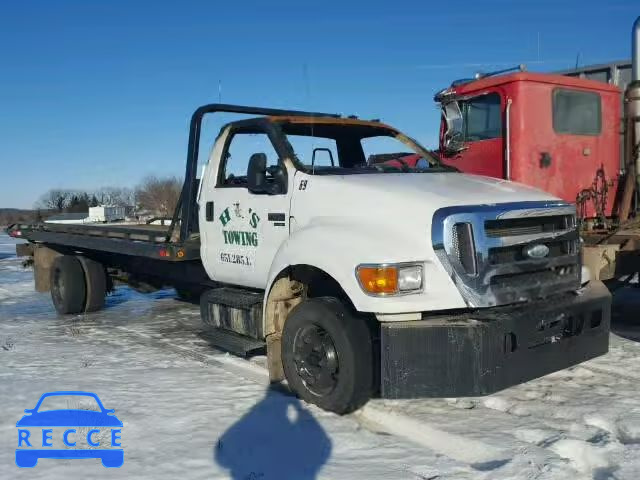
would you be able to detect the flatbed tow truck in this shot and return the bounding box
[7,104,611,413]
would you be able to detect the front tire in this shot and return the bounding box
[50,255,86,314]
[281,297,374,414]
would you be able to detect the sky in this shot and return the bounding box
[0,0,636,208]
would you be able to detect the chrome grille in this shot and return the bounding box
[432,202,581,308]
[451,222,477,275]
[488,239,576,265]
[485,215,574,237]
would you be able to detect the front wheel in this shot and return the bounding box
[281,297,374,414]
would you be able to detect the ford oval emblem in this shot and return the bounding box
[525,243,550,259]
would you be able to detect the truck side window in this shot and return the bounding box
[552,88,601,136]
[286,135,339,168]
[221,133,279,186]
[362,136,427,167]
[460,93,502,141]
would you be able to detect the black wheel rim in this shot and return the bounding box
[292,324,339,397]
[52,268,65,306]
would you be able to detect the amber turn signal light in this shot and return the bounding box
[356,266,399,295]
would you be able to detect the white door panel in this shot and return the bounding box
[199,127,291,289]
[209,190,289,288]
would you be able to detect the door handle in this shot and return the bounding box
[540,152,552,168]
[268,212,286,226]
[205,202,214,221]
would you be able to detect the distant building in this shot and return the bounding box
[44,213,89,224]
[44,205,132,225]
[88,206,127,223]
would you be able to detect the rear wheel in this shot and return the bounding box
[281,297,374,414]
[50,255,86,314]
[77,256,106,312]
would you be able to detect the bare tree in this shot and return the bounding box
[36,189,70,212]
[135,176,182,217]
[95,187,135,207]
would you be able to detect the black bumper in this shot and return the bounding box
[380,280,611,398]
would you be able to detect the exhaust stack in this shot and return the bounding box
[634,16,640,82]
[630,17,640,208]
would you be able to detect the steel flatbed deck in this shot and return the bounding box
[7,222,201,262]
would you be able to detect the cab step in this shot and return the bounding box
[200,287,265,342]
[199,327,265,357]
[202,287,264,309]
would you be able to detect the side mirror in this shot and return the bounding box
[443,131,466,156]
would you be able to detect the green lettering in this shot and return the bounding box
[221,230,259,247]
[219,208,231,226]
[249,212,260,229]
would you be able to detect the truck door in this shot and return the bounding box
[441,92,505,178]
[199,125,291,289]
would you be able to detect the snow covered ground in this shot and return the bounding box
[1,233,639,479]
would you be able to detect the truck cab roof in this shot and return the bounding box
[221,115,400,137]
[448,71,621,96]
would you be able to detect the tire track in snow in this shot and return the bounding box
[580,363,640,383]
[113,325,271,385]
[354,405,511,467]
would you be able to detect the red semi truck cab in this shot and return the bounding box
[436,72,621,220]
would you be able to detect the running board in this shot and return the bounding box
[199,327,265,357]
[200,287,265,346]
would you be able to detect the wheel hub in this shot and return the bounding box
[293,324,339,396]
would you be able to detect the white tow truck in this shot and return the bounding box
[8,104,611,413]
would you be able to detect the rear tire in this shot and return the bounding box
[50,255,86,314]
[281,297,374,414]
[77,256,106,312]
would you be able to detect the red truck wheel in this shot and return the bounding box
[50,255,87,315]
[281,297,374,414]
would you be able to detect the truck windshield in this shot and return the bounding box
[277,120,453,174]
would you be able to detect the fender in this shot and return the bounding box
[263,217,465,318]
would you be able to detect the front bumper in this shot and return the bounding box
[380,280,611,398]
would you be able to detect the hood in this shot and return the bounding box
[297,172,559,219]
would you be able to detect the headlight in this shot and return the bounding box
[356,263,424,296]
